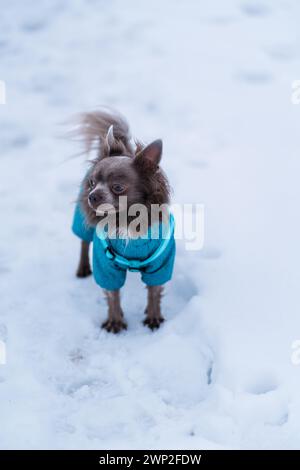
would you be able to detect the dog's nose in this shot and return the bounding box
[88,191,102,206]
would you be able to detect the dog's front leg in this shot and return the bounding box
[76,240,92,277]
[102,290,127,333]
[144,285,164,330]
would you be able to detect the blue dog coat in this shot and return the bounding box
[72,202,176,291]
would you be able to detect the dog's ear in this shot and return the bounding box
[134,139,162,172]
[102,125,127,157]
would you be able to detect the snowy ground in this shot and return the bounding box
[1,0,300,450]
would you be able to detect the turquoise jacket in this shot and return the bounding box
[72,203,176,291]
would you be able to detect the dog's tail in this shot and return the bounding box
[71,107,133,157]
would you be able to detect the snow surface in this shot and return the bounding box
[1,0,300,450]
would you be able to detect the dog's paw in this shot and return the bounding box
[143,316,164,330]
[76,264,92,278]
[101,319,127,334]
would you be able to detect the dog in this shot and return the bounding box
[71,108,176,333]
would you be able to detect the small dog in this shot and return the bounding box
[72,108,175,333]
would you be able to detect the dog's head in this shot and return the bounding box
[80,129,170,228]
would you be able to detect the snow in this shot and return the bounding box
[1,0,300,450]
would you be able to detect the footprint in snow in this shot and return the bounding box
[170,272,199,302]
[241,374,289,427]
[21,21,47,33]
[236,70,273,85]
[245,373,279,395]
[265,44,298,62]
[240,2,271,18]
[69,348,85,364]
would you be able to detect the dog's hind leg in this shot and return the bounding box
[144,285,164,330]
[76,240,92,278]
[102,290,127,333]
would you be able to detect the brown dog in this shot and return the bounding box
[72,109,175,333]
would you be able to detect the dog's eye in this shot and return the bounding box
[89,179,96,189]
[111,183,125,194]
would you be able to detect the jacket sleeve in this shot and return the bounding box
[72,201,95,243]
[141,216,176,286]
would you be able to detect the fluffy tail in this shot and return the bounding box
[71,107,133,157]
